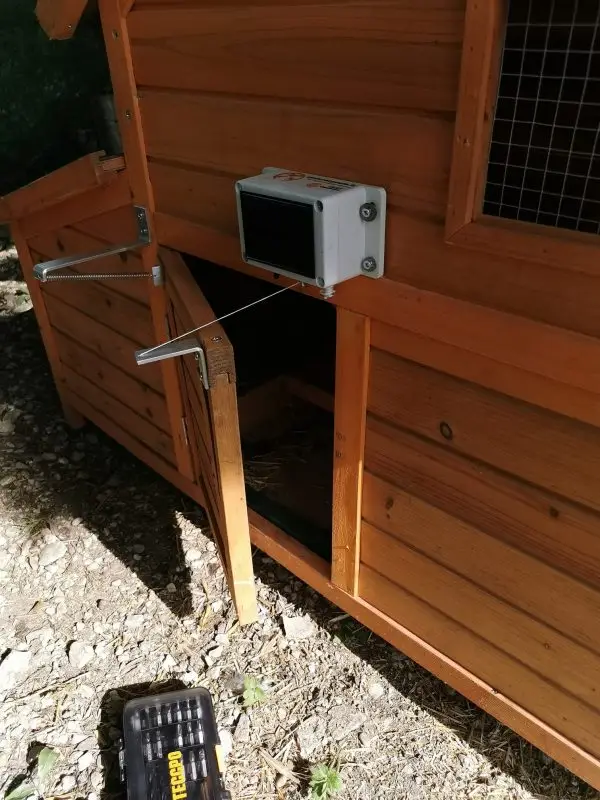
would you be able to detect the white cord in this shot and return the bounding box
[140,280,302,357]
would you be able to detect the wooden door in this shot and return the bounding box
[158,250,257,624]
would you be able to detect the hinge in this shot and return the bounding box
[135,336,210,391]
[33,206,158,282]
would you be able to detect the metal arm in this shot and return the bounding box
[33,205,152,282]
[135,336,209,391]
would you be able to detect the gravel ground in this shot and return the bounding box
[0,245,598,800]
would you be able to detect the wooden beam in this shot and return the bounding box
[331,309,370,594]
[248,512,600,792]
[98,0,194,481]
[2,152,124,221]
[36,0,89,39]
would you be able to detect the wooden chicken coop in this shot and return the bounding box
[5,0,600,789]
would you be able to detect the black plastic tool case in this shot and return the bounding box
[121,688,231,800]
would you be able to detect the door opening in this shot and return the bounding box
[183,256,336,562]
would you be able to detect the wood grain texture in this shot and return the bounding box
[11,223,84,428]
[43,293,163,393]
[365,417,600,589]
[140,91,451,217]
[37,265,154,348]
[63,386,205,507]
[362,520,600,714]
[29,226,149,305]
[19,171,132,240]
[130,4,461,111]
[36,0,88,38]
[165,248,257,623]
[359,553,600,758]
[56,331,169,432]
[63,365,176,464]
[249,511,600,790]
[99,0,194,480]
[369,350,600,512]
[363,470,600,656]
[445,0,503,236]
[331,310,370,594]
[2,152,122,219]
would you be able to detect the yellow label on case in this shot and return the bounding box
[215,744,225,774]
[167,751,187,800]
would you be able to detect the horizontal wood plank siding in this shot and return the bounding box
[369,349,600,512]
[130,4,461,111]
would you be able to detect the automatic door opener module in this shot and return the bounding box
[236,168,386,299]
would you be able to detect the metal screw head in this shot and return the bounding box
[315,201,324,212]
[316,277,325,287]
[361,256,377,273]
[211,336,222,343]
[125,110,132,120]
[359,202,378,222]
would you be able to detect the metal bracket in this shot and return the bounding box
[135,336,209,391]
[33,205,152,282]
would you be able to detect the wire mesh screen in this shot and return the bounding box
[482,1,600,235]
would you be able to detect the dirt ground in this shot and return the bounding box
[0,245,598,800]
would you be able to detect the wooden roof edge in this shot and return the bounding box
[35,0,89,40]
[2,151,126,222]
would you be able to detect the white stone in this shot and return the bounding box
[124,614,145,629]
[166,583,177,593]
[57,775,77,793]
[68,641,95,670]
[282,615,315,641]
[186,548,203,563]
[218,729,233,760]
[327,705,366,742]
[38,540,67,567]
[0,649,31,690]
[367,681,385,701]
[234,713,251,743]
[297,715,326,758]
[77,751,95,772]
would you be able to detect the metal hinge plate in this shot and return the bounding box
[135,336,209,391]
[33,205,154,282]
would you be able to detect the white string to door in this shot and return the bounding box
[140,280,302,358]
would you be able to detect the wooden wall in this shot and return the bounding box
[123,0,600,779]
[21,202,176,472]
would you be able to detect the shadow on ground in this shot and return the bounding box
[0,261,596,800]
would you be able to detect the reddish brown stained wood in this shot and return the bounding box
[56,331,169,432]
[36,0,88,38]
[368,350,600,513]
[140,91,451,217]
[248,512,600,790]
[359,553,600,758]
[331,310,370,594]
[20,171,132,240]
[130,4,461,112]
[363,470,600,656]
[2,152,123,220]
[63,365,176,464]
[43,293,163,394]
[99,0,194,481]
[371,319,600,429]
[11,222,84,428]
[63,386,205,507]
[445,0,504,237]
[365,417,600,590]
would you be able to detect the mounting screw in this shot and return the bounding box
[112,29,119,39]
[359,202,378,222]
[125,110,132,120]
[316,277,325,287]
[211,336,222,343]
[315,201,324,212]
[361,256,377,273]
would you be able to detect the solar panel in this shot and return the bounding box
[482,0,600,235]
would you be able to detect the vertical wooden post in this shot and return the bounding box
[11,222,85,428]
[98,0,194,481]
[331,308,370,595]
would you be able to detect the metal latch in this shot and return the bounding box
[33,206,161,284]
[135,336,209,391]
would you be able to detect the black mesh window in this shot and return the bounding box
[483,1,600,235]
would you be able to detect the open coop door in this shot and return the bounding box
[137,249,258,625]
